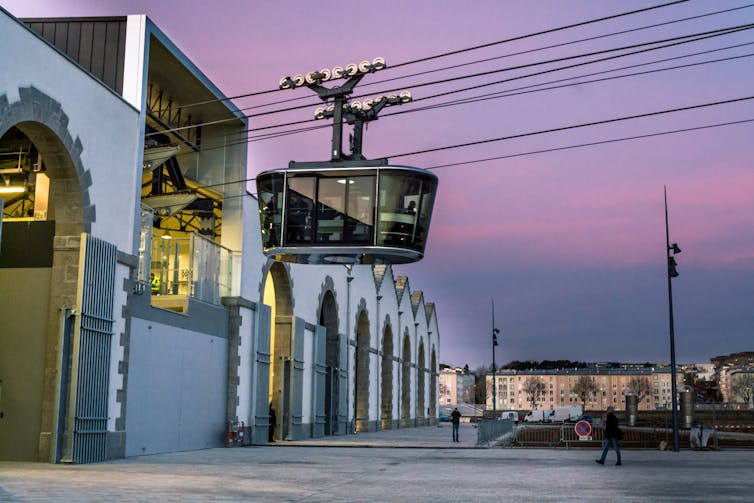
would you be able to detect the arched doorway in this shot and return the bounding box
[262,262,293,441]
[0,118,87,462]
[354,310,370,432]
[430,348,437,424]
[400,333,411,427]
[380,324,394,429]
[319,290,339,435]
[417,341,426,426]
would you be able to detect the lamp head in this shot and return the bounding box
[668,256,679,277]
[671,243,682,254]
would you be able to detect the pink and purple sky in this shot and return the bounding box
[4,0,753,368]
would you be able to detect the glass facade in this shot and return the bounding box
[256,165,437,264]
[148,233,233,311]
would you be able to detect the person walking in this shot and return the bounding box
[596,405,622,466]
[451,407,461,443]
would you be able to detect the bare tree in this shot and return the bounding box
[731,374,754,404]
[572,375,598,411]
[473,365,492,406]
[524,376,546,410]
[627,376,651,402]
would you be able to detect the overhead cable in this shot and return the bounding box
[194,41,754,150]
[386,95,754,158]
[423,118,754,170]
[147,23,753,138]
[164,0,690,112]
[366,3,754,88]
[228,3,754,114]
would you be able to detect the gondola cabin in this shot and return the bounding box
[256,163,438,264]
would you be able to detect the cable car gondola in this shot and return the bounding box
[257,57,438,264]
[257,160,437,264]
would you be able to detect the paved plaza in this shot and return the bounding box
[1,424,753,502]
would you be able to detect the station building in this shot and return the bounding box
[0,9,440,463]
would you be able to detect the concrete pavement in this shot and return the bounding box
[1,423,753,502]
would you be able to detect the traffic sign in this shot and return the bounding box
[575,420,592,438]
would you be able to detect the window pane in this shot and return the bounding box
[345,175,375,244]
[257,173,284,249]
[377,172,422,249]
[317,177,346,243]
[415,177,437,250]
[286,176,315,244]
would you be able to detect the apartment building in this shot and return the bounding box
[486,367,684,411]
[439,368,475,406]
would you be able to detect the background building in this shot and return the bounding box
[439,367,474,406]
[486,367,684,412]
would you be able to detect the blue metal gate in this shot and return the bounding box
[312,325,326,437]
[337,333,349,434]
[253,304,272,444]
[288,317,305,439]
[62,234,116,463]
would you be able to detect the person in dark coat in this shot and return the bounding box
[596,405,622,465]
[269,403,277,442]
[451,407,462,443]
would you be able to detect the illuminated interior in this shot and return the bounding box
[0,127,48,222]
[264,271,277,403]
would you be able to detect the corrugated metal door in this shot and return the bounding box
[337,333,349,434]
[288,317,305,439]
[62,234,116,463]
[253,304,272,444]
[312,325,326,438]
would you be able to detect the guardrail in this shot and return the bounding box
[513,423,668,449]
[511,423,754,449]
[476,419,514,446]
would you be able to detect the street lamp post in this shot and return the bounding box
[491,299,500,421]
[665,186,681,452]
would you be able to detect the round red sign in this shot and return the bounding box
[574,420,592,437]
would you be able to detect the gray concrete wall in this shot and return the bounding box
[125,317,227,456]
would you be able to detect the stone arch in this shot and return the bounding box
[1,88,94,232]
[262,260,294,314]
[400,330,411,427]
[0,88,91,462]
[354,309,371,432]
[317,278,340,436]
[380,319,394,429]
[262,261,294,440]
[417,339,426,425]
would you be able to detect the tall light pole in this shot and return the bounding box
[491,300,500,421]
[665,186,681,452]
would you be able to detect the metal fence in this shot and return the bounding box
[476,419,514,446]
[512,423,726,449]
